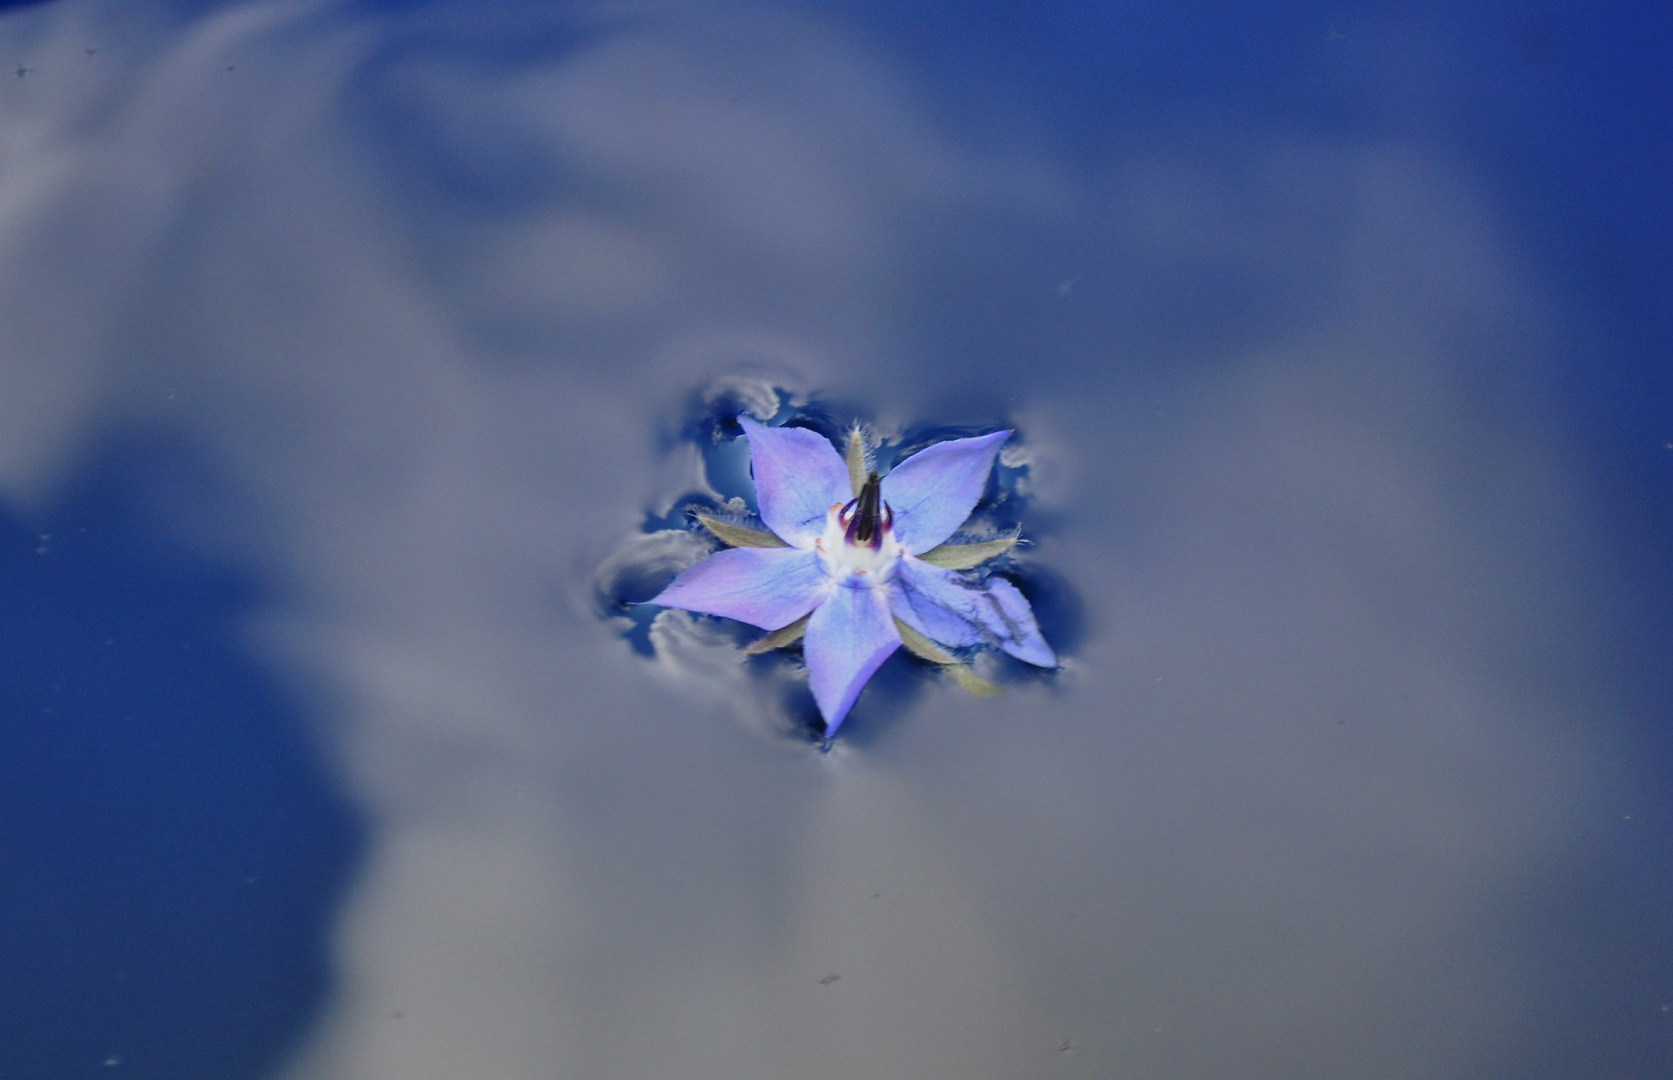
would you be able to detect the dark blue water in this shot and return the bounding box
[1,1,1668,1078]
[0,435,362,1080]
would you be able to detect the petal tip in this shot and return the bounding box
[1007,640,1059,668]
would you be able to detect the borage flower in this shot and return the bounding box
[651,417,1055,737]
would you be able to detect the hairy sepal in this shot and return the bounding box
[946,664,1003,698]
[696,514,789,548]
[743,613,809,655]
[894,617,1004,699]
[916,535,1017,570]
[844,425,872,498]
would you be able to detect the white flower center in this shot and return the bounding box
[815,501,900,583]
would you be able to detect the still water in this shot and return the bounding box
[2,1,1669,1078]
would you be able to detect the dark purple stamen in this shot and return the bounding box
[844,471,888,548]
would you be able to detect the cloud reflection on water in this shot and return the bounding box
[0,1,1648,1078]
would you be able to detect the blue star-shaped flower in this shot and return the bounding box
[652,417,1056,737]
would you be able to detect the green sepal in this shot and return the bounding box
[894,617,958,664]
[845,427,868,498]
[946,664,1004,698]
[915,535,1017,569]
[894,617,1004,698]
[696,514,789,548]
[743,613,809,655]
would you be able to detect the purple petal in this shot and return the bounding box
[888,556,985,648]
[803,581,902,736]
[651,547,829,630]
[974,578,1057,667]
[880,430,1010,554]
[889,557,1058,667]
[738,417,853,545]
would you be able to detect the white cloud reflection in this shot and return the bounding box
[0,1,1635,1077]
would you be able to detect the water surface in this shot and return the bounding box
[1,2,1669,1078]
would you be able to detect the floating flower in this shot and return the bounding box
[651,417,1055,737]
